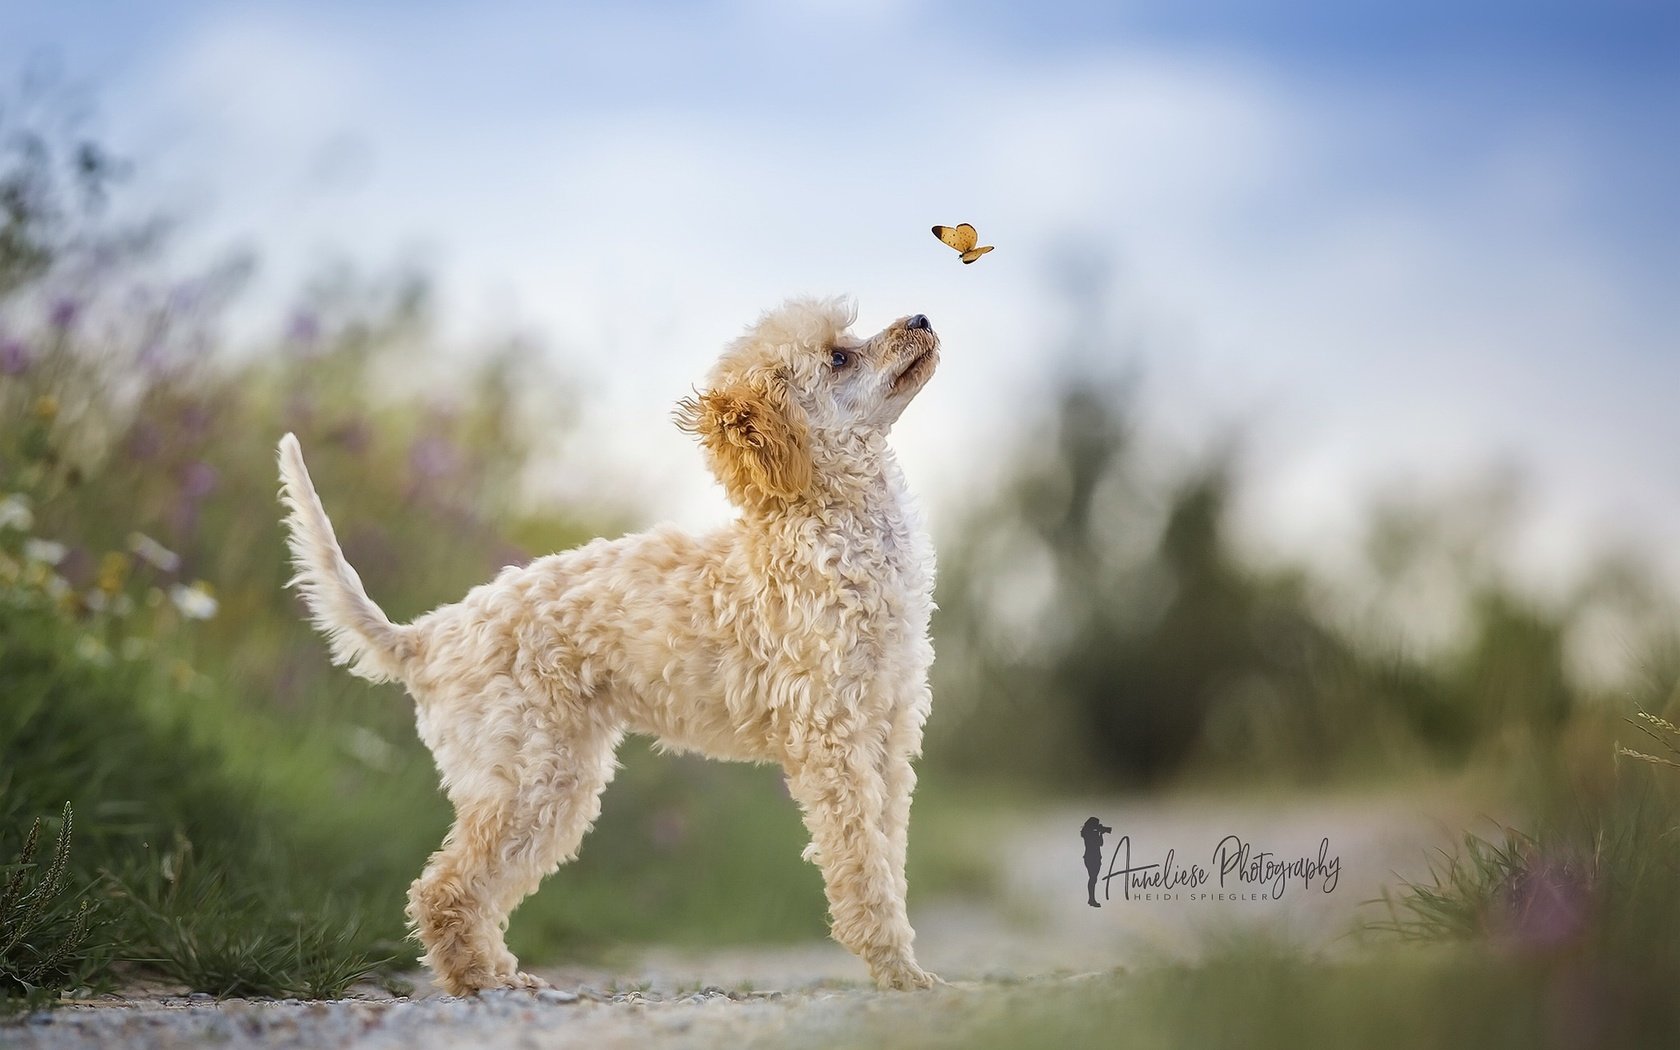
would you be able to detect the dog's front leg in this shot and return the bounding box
[879,701,928,916]
[786,743,939,990]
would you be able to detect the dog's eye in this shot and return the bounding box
[829,348,853,370]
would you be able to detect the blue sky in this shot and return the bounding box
[3,0,1676,590]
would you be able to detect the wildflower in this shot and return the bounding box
[170,581,218,620]
[179,404,212,438]
[98,551,131,593]
[49,298,79,330]
[23,538,68,565]
[0,339,30,375]
[74,635,112,666]
[344,726,395,772]
[409,434,460,479]
[0,494,32,531]
[34,394,58,421]
[136,340,168,373]
[181,461,218,499]
[168,282,200,313]
[169,659,197,690]
[286,311,321,344]
[128,532,182,573]
[127,422,163,461]
[1491,852,1592,954]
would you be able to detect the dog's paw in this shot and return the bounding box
[873,959,943,991]
[476,962,551,994]
[505,970,551,991]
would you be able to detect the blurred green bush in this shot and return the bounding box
[928,378,1678,788]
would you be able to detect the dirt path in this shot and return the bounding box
[7,787,1487,1049]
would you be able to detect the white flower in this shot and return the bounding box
[128,532,181,573]
[74,635,112,666]
[170,582,218,620]
[0,494,31,532]
[23,538,67,565]
[344,726,396,772]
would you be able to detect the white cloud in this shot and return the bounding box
[83,4,1680,586]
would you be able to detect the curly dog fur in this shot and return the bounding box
[276,298,943,993]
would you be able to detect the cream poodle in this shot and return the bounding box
[276,298,942,994]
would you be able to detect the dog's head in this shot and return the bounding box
[675,297,939,510]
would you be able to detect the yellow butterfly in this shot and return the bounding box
[932,223,994,264]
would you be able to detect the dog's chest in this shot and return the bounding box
[824,508,934,635]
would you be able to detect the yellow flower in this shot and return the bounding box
[99,551,132,593]
[34,394,59,421]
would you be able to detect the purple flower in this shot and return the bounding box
[136,341,169,373]
[49,298,79,330]
[1492,852,1592,955]
[181,461,219,499]
[168,282,201,313]
[127,421,163,461]
[409,434,460,480]
[286,311,321,345]
[0,339,31,375]
[179,403,213,438]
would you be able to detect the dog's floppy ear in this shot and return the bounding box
[675,374,812,505]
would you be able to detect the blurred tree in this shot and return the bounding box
[920,255,1651,787]
[929,379,1362,787]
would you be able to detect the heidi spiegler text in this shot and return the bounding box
[1081,821,1344,906]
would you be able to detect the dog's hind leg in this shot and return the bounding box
[405,801,521,995]
[407,721,620,995]
[483,725,622,987]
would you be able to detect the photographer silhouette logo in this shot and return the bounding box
[1081,817,1113,907]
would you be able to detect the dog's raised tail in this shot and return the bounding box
[276,433,411,683]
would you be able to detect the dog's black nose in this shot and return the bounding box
[906,314,930,331]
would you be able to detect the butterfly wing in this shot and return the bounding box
[933,224,979,253]
[960,245,994,264]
